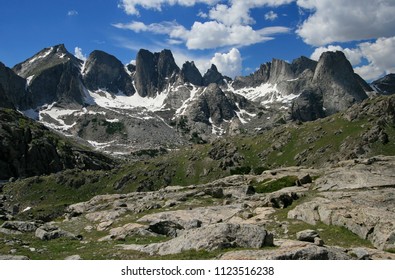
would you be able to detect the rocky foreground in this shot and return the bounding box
[1,156,394,260]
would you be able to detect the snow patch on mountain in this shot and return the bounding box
[232,83,279,102]
[230,82,301,105]
[27,47,53,64]
[235,102,256,124]
[85,89,168,111]
[175,85,201,116]
[26,75,34,86]
[209,117,225,135]
[38,103,79,131]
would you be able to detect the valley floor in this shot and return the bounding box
[1,156,395,260]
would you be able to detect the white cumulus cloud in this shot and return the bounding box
[171,48,243,78]
[118,0,220,15]
[296,0,395,46]
[74,47,87,61]
[67,10,78,16]
[208,0,293,26]
[113,20,290,50]
[115,0,292,50]
[354,37,395,81]
[265,11,278,21]
[210,48,242,78]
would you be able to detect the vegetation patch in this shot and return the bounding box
[254,176,298,193]
[230,166,251,175]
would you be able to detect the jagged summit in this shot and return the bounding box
[13,44,79,78]
[203,64,230,86]
[1,44,393,155]
[134,49,180,98]
[313,51,368,114]
[372,73,395,95]
[181,61,203,86]
[83,50,135,96]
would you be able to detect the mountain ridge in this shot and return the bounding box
[0,44,394,155]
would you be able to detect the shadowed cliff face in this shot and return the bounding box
[82,50,135,96]
[0,62,28,109]
[0,44,391,157]
[0,108,115,180]
[313,51,368,115]
[372,74,395,95]
[12,44,85,108]
[181,61,203,86]
[134,49,180,98]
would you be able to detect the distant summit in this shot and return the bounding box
[0,44,392,154]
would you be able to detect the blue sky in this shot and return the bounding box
[1,0,394,81]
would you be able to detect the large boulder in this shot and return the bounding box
[220,239,350,260]
[1,220,42,233]
[119,223,273,255]
[35,224,79,241]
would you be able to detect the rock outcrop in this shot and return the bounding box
[119,223,273,255]
[82,50,135,95]
[371,73,395,95]
[0,62,28,109]
[134,49,179,97]
[203,64,229,86]
[180,61,203,86]
[313,51,368,115]
[288,156,395,250]
[0,108,115,179]
[220,240,350,260]
[13,44,84,107]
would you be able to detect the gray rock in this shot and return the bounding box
[288,187,395,250]
[349,247,371,260]
[296,229,319,242]
[313,51,368,115]
[314,237,325,246]
[220,239,350,260]
[83,50,135,96]
[148,221,184,237]
[64,255,82,260]
[371,73,395,95]
[137,204,243,228]
[205,188,224,199]
[13,44,85,108]
[120,223,273,255]
[35,224,79,241]
[203,64,229,86]
[0,61,28,109]
[0,254,29,260]
[1,221,42,233]
[134,49,179,98]
[181,61,203,86]
[299,174,313,185]
[291,89,325,122]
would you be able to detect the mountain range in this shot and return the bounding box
[1,45,395,260]
[1,44,394,157]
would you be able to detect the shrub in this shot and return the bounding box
[230,166,251,175]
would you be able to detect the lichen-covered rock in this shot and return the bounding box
[220,239,350,260]
[119,223,273,255]
[35,224,79,241]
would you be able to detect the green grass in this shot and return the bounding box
[4,96,395,227]
[254,176,299,193]
[265,192,374,249]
